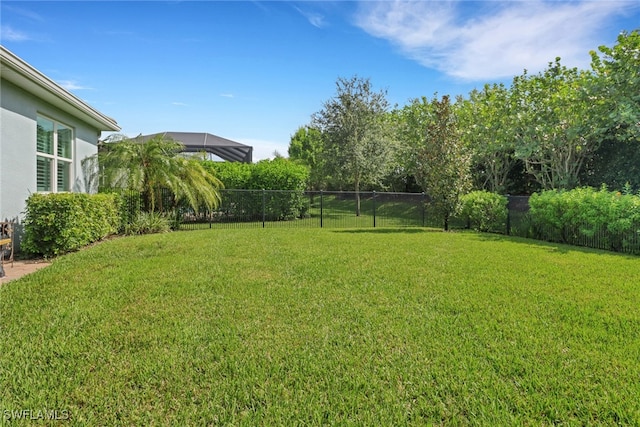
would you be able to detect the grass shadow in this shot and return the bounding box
[466,230,639,258]
[331,227,442,234]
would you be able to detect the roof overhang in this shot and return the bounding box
[0,45,120,132]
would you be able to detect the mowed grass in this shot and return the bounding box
[1,229,639,425]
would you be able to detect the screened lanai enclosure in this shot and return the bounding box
[136,131,253,163]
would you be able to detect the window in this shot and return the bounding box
[36,116,74,192]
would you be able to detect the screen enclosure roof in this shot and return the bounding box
[137,131,252,163]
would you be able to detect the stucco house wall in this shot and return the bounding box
[0,46,120,246]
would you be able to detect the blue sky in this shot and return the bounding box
[2,1,639,161]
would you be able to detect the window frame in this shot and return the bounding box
[36,115,75,193]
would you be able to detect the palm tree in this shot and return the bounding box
[90,135,223,213]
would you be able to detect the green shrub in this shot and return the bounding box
[123,212,171,235]
[528,190,570,242]
[250,159,309,220]
[459,191,508,232]
[249,158,309,192]
[204,158,309,192]
[529,186,640,252]
[203,161,252,189]
[204,159,310,221]
[22,193,120,257]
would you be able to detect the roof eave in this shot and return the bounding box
[0,45,120,132]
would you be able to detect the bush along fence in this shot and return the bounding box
[526,187,640,254]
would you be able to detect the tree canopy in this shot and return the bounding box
[311,76,396,214]
[411,95,471,230]
[510,58,596,190]
[293,28,640,206]
[589,29,640,144]
[457,83,518,194]
[288,126,325,191]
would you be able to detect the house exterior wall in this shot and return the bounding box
[1,78,102,224]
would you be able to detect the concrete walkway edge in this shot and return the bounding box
[0,260,51,285]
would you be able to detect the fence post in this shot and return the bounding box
[262,189,266,228]
[373,191,377,228]
[320,190,324,228]
[506,194,511,236]
[421,192,426,227]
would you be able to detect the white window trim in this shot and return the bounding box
[36,114,75,193]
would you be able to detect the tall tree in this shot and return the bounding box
[390,98,434,193]
[582,29,640,190]
[311,76,395,215]
[511,58,595,190]
[288,126,325,190]
[412,95,471,230]
[457,84,519,194]
[589,29,640,144]
[90,135,223,213]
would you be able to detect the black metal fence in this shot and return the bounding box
[119,189,639,254]
[179,190,433,230]
[504,195,640,254]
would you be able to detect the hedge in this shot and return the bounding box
[204,161,252,189]
[203,159,310,221]
[22,193,120,257]
[529,186,640,253]
[459,191,508,233]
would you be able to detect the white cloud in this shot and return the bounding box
[220,93,234,98]
[2,5,44,22]
[172,102,188,106]
[58,80,93,91]
[236,138,289,162]
[355,0,635,81]
[1,26,32,42]
[295,6,327,29]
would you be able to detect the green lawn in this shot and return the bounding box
[1,229,639,425]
